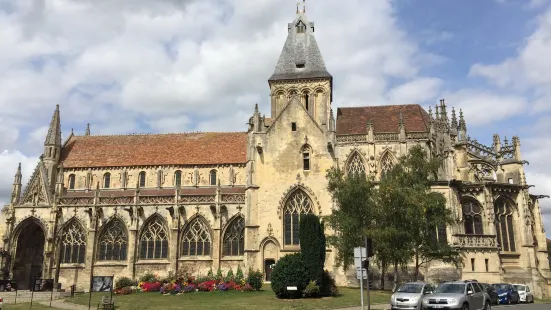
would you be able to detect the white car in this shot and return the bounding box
[512,284,534,303]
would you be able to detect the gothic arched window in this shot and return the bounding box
[98,219,127,261]
[138,171,146,188]
[59,220,86,264]
[495,198,516,252]
[284,189,314,246]
[103,173,111,189]
[181,218,211,256]
[380,153,395,178]
[462,200,484,234]
[346,152,366,176]
[223,216,245,256]
[139,216,168,260]
[209,170,217,186]
[174,170,182,187]
[68,174,76,190]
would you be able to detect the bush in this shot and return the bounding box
[299,214,326,285]
[246,268,263,291]
[140,272,158,283]
[270,253,309,298]
[235,265,245,285]
[225,268,234,282]
[216,268,223,281]
[115,277,135,290]
[303,280,320,298]
[320,270,339,297]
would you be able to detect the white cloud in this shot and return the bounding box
[388,78,443,104]
[0,150,38,206]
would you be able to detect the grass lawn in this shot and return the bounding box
[65,285,391,310]
[535,298,551,304]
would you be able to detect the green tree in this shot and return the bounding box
[324,168,378,269]
[299,214,326,284]
[377,145,461,281]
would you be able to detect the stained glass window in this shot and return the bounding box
[181,218,211,256]
[347,152,366,176]
[103,173,111,189]
[284,189,314,246]
[98,219,127,261]
[380,153,394,178]
[68,174,76,190]
[462,200,484,234]
[495,199,516,252]
[223,216,245,256]
[139,217,168,259]
[60,220,86,264]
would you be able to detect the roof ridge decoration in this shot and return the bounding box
[71,131,248,138]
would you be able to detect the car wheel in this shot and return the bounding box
[462,303,469,310]
[484,301,491,310]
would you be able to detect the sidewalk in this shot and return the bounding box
[39,300,90,310]
[337,304,391,310]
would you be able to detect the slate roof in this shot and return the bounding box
[336,104,430,135]
[60,132,248,168]
[269,12,331,81]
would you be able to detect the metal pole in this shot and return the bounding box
[359,247,364,310]
[30,285,34,309]
[50,285,54,307]
[365,236,371,310]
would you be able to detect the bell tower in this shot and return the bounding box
[268,1,333,129]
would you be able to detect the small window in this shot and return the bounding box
[296,24,306,34]
[485,258,489,272]
[210,170,217,186]
[508,178,514,184]
[175,170,182,187]
[471,258,475,272]
[291,122,297,132]
[103,173,111,189]
[68,174,76,190]
[296,63,305,68]
[303,152,310,171]
[304,93,309,110]
[139,171,146,188]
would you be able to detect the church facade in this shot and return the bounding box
[2,8,551,297]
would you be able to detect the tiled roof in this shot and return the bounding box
[336,104,430,135]
[60,132,247,168]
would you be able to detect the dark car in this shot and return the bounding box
[480,283,498,305]
[492,283,519,304]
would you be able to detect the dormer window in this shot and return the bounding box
[296,22,306,34]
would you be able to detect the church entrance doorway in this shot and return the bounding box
[264,259,275,282]
[13,220,45,290]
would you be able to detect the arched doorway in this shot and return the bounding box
[262,240,279,282]
[13,220,45,290]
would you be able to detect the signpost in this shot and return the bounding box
[354,247,367,310]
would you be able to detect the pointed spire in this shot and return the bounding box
[428,106,433,120]
[399,108,405,129]
[14,163,22,185]
[399,108,406,141]
[439,99,448,121]
[44,104,61,146]
[451,107,458,129]
[435,105,440,120]
[85,123,90,136]
[303,0,306,13]
[458,109,467,141]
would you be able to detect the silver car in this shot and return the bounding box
[422,281,491,310]
[391,282,435,310]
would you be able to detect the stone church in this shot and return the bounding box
[2,7,550,297]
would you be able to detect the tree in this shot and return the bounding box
[325,168,378,269]
[547,239,551,269]
[376,145,461,281]
[270,253,309,298]
[299,214,326,285]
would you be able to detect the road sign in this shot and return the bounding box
[356,267,367,280]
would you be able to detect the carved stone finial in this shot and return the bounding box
[85,123,90,136]
[451,107,458,129]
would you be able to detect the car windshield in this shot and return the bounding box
[434,284,465,294]
[397,284,423,293]
[493,284,509,291]
[513,285,525,291]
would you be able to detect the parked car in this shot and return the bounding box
[390,282,435,310]
[492,283,519,304]
[0,296,3,309]
[512,284,534,303]
[479,283,498,305]
[421,280,491,310]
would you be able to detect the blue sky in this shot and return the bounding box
[0,0,550,237]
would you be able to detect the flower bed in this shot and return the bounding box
[114,267,262,296]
